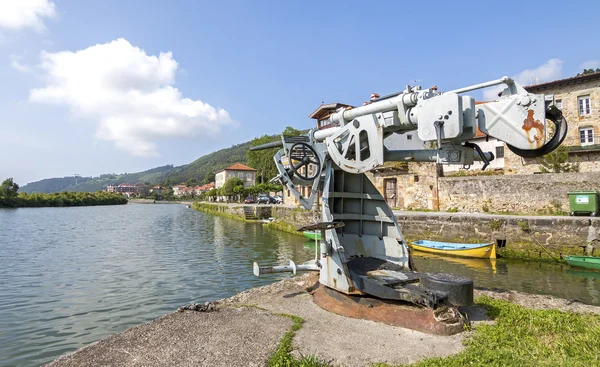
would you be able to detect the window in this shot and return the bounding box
[556,99,562,109]
[580,127,594,145]
[407,134,413,140]
[495,146,504,159]
[414,175,419,183]
[578,95,591,115]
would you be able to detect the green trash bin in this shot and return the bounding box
[568,191,599,216]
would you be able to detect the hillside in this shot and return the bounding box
[157,140,255,186]
[20,138,273,193]
[21,165,176,193]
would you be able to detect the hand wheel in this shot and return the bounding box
[288,142,321,181]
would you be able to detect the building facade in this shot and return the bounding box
[215,163,257,188]
[504,72,600,174]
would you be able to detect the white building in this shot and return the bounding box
[215,163,257,189]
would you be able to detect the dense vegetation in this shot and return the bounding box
[158,141,253,187]
[202,178,282,202]
[1,178,127,208]
[246,126,303,184]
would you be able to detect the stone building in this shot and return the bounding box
[215,163,257,189]
[505,72,600,174]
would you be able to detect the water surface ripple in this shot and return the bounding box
[0,204,313,367]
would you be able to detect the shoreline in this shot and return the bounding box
[192,201,600,262]
[46,274,600,367]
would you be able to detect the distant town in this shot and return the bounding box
[105,163,257,199]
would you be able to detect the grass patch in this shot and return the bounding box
[235,305,329,366]
[488,219,503,231]
[376,296,600,367]
[517,220,531,233]
[264,219,305,237]
[267,312,330,367]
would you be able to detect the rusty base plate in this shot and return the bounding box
[311,282,465,336]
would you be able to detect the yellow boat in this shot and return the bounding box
[410,240,496,259]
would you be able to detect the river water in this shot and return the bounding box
[1,204,599,367]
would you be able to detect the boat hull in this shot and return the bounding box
[565,256,600,270]
[411,240,496,259]
[303,231,321,241]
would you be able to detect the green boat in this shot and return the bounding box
[303,231,321,241]
[565,255,600,270]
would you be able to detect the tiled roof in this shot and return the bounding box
[524,72,600,92]
[309,103,353,120]
[222,163,256,171]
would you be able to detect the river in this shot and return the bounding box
[0,204,313,367]
[1,204,599,367]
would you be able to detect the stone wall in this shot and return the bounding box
[397,212,600,260]
[367,162,440,210]
[438,172,600,214]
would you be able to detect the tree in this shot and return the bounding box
[246,126,303,184]
[222,177,244,196]
[0,178,20,207]
[577,68,600,76]
[537,145,580,173]
[186,178,198,187]
[202,173,215,184]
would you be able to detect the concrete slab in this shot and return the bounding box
[222,275,467,367]
[46,307,292,367]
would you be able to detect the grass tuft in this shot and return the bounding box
[375,296,600,367]
[267,312,330,367]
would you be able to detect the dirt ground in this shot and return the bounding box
[46,274,600,367]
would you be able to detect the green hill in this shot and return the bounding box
[20,138,272,193]
[21,165,176,193]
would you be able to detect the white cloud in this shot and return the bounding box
[580,60,600,71]
[482,59,563,101]
[10,54,32,73]
[0,0,56,32]
[29,38,234,157]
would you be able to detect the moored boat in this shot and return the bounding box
[303,231,321,241]
[410,240,496,259]
[565,255,600,270]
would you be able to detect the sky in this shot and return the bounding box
[1,0,599,185]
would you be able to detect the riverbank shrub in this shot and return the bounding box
[0,178,128,207]
[6,191,127,207]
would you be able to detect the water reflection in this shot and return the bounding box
[0,205,313,367]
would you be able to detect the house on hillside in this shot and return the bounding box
[215,163,257,189]
[504,72,600,174]
[172,183,187,197]
[106,183,137,197]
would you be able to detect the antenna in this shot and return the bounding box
[74,174,81,188]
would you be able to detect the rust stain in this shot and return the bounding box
[311,283,465,335]
[522,110,544,148]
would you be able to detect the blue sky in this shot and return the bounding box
[1,0,599,184]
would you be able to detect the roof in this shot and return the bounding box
[309,103,353,120]
[217,163,257,173]
[524,72,600,93]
